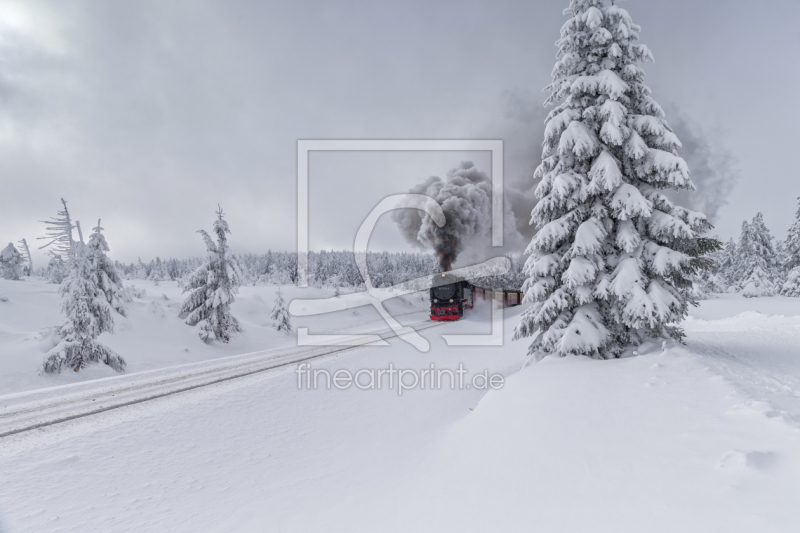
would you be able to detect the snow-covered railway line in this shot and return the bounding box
[0,321,440,439]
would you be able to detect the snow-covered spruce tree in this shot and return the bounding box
[732,213,779,293]
[134,257,148,279]
[179,207,243,343]
[44,254,67,284]
[149,257,166,285]
[0,243,23,280]
[43,242,126,373]
[784,196,800,272]
[271,286,292,333]
[87,220,128,316]
[515,0,715,359]
[17,238,32,276]
[717,238,738,290]
[742,265,775,298]
[781,267,800,297]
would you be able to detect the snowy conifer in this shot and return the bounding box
[0,243,23,280]
[134,258,148,279]
[149,257,167,285]
[87,220,128,316]
[732,213,778,293]
[43,242,126,373]
[515,1,713,359]
[716,238,738,289]
[271,286,292,333]
[780,267,800,297]
[179,207,243,343]
[38,198,76,261]
[741,265,776,298]
[44,254,67,284]
[17,238,32,276]
[785,196,800,271]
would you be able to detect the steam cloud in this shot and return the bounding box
[393,161,523,272]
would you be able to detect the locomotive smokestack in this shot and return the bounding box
[433,225,459,272]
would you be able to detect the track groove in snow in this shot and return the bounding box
[0,321,441,439]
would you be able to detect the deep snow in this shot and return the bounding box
[0,280,799,532]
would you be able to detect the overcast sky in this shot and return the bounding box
[1,0,799,265]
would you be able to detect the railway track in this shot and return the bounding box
[0,320,441,439]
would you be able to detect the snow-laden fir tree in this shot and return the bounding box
[149,257,166,285]
[271,286,292,333]
[717,238,738,290]
[515,0,715,359]
[134,257,148,280]
[44,254,67,284]
[0,243,23,280]
[781,267,800,297]
[43,241,126,373]
[179,207,243,343]
[17,238,32,276]
[732,213,779,293]
[87,220,128,316]
[784,196,800,272]
[742,265,775,298]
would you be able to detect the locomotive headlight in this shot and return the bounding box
[434,299,438,303]
[449,299,453,303]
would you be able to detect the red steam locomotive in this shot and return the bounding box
[429,273,523,321]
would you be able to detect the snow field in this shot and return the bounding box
[0,278,431,395]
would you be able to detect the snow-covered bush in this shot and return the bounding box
[515,0,712,359]
[0,243,23,280]
[180,207,243,343]
[43,242,126,374]
[126,285,147,299]
[271,286,292,333]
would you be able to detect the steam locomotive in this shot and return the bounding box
[429,273,523,321]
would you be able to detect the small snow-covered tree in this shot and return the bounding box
[514,0,714,359]
[44,254,67,284]
[271,286,292,333]
[732,213,779,293]
[741,265,776,298]
[785,196,800,271]
[38,198,76,261]
[87,220,128,316]
[179,207,243,343]
[134,258,147,279]
[17,238,32,276]
[781,267,800,297]
[149,257,167,285]
[716,238,738,289]
[0,243,23,280]
[43,242,126,373]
